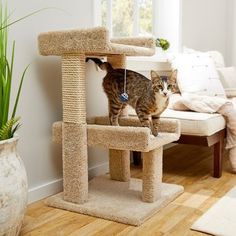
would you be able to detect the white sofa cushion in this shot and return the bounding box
[171,53,226,98]
[217,67,236,98]
[160,109,226,136]
[128,107,226,136]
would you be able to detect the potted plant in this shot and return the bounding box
[0,5,29,236]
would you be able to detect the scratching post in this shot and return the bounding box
[62,54,86,123]
[63,123,88,203]
[107,54,130,181]
[38,26,184,226]
[107,54,126,68]
[109,150,130,181]
[62,54,88,203]
[142,147,163,203]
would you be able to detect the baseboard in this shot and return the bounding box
[28,178,63,204]
[88,162,109,179]
[28,162,109,204]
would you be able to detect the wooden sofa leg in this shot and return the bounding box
[213,133,224,178]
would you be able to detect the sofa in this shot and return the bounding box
[132,108,226,178]
[162,109,225,178]
[131,49,236,178]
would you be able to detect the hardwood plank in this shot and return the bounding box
[92,222,127,236]
[68,219,112,236]
[23,213,95,236]
[20,209,68,235]
[20,144,236,236]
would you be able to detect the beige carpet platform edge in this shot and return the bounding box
[38,26,155,56]
[52,117,181,152]
[45,176,184,226]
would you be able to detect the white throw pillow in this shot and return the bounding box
[217,67,236,88]
[183,46,225,68]
[171,53,226,98]
[224,89,236,98]
[217,67,236,98]
[168,93,190,111]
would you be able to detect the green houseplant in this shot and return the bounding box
[0,4,29,236]
[0,14,30,140]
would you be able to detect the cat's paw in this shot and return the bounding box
[152,129,159,137]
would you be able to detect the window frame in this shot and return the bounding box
[93,0,182,53]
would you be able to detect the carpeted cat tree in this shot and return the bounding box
[38,26,184,226]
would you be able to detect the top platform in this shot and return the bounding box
[38,26,156,56]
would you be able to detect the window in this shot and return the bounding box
[94,0,182,53]
[101,0,153,37]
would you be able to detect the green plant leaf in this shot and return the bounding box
[11,63,30,119]
[0,116,20,140]
[0,4,62,140]
[11,122,21,137]
[0,7,67,30]
[2,54,13,125]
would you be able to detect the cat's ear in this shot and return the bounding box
[150,70,160,81]
[170,69,178,82]
[169,69,179,93]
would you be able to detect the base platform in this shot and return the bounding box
[45,175,184,226]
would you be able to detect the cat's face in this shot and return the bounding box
[150,70,178,97]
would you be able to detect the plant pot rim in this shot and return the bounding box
[0,135,19,145]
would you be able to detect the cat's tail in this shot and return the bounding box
[86,57,113,72]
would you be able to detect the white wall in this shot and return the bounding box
[182,0,228,63]
[6,0,109,203]
[226,0,236,67]
[154,0,182,53]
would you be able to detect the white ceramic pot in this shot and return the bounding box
[0,137,28,236]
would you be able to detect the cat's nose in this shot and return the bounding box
[163,92,167,96]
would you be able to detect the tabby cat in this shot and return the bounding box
[87,58,177,136]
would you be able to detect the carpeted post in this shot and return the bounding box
[107,54,130,181]
[109,150,130,181]
[62,54,88,203]
[142,147,163,203]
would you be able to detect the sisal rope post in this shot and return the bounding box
[62,54,88,203]
[62,54,86,123]
[107,54,130,182]
[142,147,163,203]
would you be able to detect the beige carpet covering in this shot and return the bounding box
[191,186,236,236]
[45,175,183,226]
[38,26,155,56]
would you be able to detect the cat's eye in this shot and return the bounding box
[167,85,172,89]
[158,85,163,89]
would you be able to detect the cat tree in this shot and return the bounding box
[38,27,183,226]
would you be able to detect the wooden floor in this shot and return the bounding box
[20,144,236,236]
